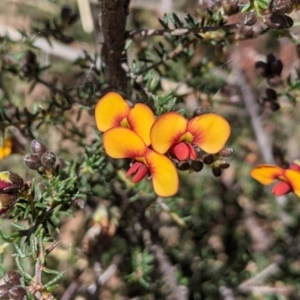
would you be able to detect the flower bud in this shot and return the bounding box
[243,11,257,26]
[218,147,234,157]
[270,101,281,111]
[24,153,42,170]
[267,75,281,87]
[0,284,9,299]
[191,160,203,172]
[9,285,26,300]
[0,193,18,215]
[202,154,214,165]
[73,198,86,210]
[60,4,73,23]
[212,167,222,177]
[218,160,230,169]
[175,160,190,171]
[0,171,24,193]
[269,0,293,15]
[4,271,22,288]
[264,13,293,30]
[269,57,283,76]
[31,139,47,157]
[266,88,277,101]
[255,61,268,77]
[68,13,79,26]
[41,151,57,169]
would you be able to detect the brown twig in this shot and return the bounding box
[143,230,187,300]
[127,24,238,38]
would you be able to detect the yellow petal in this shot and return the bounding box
[0,138,12,159]
[127,103,155,146]
[188,113,231,154]
[103,127,147,159]
[250,164,283,185]
[95,92,130,132]
[145,150,179,197]
[285,169,300,197]
[150,112,188,154]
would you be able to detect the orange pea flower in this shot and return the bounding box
[0,137,13,159]
[150,112,231,161]
[103,127,179,197]
[95,92,155,145]
[250,162,300,197]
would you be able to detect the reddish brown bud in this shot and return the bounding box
[191,160,203,172]
[41,151,57,168]
[73,198,86,210]
[266,88,277,100]
[243,11,257,26]
[0,284,9,299]
[270,101,281,111]
[264,13,293,30]
[269,0,293,15]
[4,271,22,288]
[218,147,234,157]
[9,285,27,300]
[31,139,47,157]
[0,171,24,193]
[24,153,42,170]
[175,160,190,171]
[267,75,281,87]
[212,167,222,177]
[255,61,268,77]
[0,193,18,215]
[60,4,73,23]
[203,154,214,165]
[218,160,230,169]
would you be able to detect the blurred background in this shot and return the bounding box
[1,0,300,299]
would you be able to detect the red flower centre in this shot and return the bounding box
[169,142,197,161]
[126,161,149,183]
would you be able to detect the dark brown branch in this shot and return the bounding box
[100,0,130,95]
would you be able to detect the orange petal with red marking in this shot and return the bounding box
[103,127,147,159]
[95,92,130,132]
[150,112,188,154]
[127,103,155,145]
[145,150,179,197]
[188,113,231,154]
[285,169,300,197]
[250,164,283,185]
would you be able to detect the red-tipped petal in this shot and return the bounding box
[188,113,231,154]
[126,162,149,183]
[103,128,147,159]
[127,103,155,146]
[250,164,284,185]
[0,171,11,190]
[145,150,179,197]
[95,92,130,132]
[272,181,292,196]
[285,169,300,198]
[151,112,188,154]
